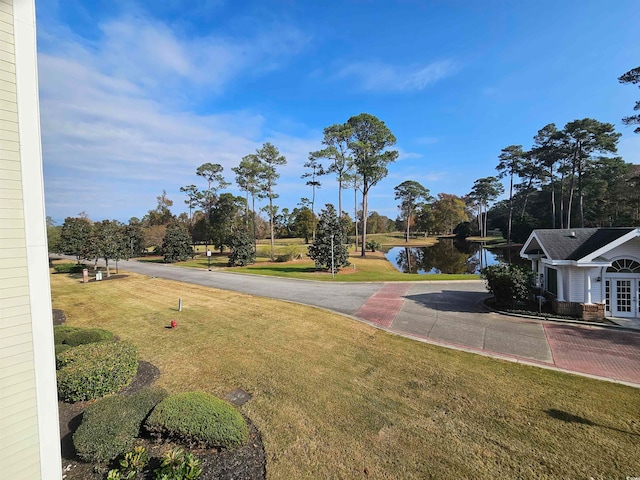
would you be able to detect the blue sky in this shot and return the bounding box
[36,0,640,224]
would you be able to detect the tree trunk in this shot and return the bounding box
[405,208,410,242]
[269,194,275,261]
[338,177,343,219]
[354,185,358,252]
[251,193,257,253]
[361,187,369,257]
[507,172,513,243]
[566,159,576,230]
[105,258,110,278]
[311,185,316,241]
[550,165,556,228]
[578,158,584,228]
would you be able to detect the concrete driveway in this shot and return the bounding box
[66,258,640,387]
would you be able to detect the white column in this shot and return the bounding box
[584,269,592,304]
[557,268,564,301]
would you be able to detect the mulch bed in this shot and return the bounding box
[56,312,266,480]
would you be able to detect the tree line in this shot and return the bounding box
[49,65,640,266]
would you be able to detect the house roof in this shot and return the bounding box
[521,228,637,261]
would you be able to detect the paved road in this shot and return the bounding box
[74,258,640,387]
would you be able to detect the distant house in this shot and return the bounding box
[520,228,640,321]
[0,0,61,478]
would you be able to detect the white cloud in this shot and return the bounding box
[37,14,314,221]
[334,60,456,93]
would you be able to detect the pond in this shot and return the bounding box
[385,238,528,275]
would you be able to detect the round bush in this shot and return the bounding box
[145,392,248,449]
[57,341,138,402]
[54,343,72,360]
[65,328,115,347]
[53,325,82,345]
[73,387,167,463]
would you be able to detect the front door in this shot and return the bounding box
[609,278,639,318]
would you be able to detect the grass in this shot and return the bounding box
[176,235,477,281]
[51,270,640,479]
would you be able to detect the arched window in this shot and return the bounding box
[606,259,640,273]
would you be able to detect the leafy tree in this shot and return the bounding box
[496,145,527,243]
[414,203,435,236]
[124,218,145,257]
[161,222,193,263]
[143,190,175,226]
[394,180,431,241]
[195,163,229,250]
[209,193,244,251]
[292,206,314,243]
[347,113,398,257]
[91,220,128,276]
[561,119,620,228]
[227,229,255,267]
[311,123,353,217]
[308,204,349,273]
[59,216,92,262]
[47,225,61,253]
[431,193,468,235]
[232,154,266,251]
[618,66,640,133]
[301,155,325,241]
[468,177,503,237]
[255,142,287,261]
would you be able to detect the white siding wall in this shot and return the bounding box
[604,236,640,262]
[0,1,60,478]
[566,266,584,303]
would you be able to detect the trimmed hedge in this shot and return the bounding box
[65,328,115,347]
[53,325,82,345]
[57,341,138,402]
[73,387,167,463]
[54,343,72,359]
[53,263,86,273]
[145,392,248,449]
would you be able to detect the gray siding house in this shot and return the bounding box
[520,228,640,321]
[0,0,61,478]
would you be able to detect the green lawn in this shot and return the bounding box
[50,269,640,479]
[176,235,479,282]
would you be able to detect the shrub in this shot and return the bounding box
[57,341,138,402]
[53,263,86,273]
[227,229,255,267]
[154,448,202,480]
[54,343,72,360]
[73,388,167,463]
[53,325,82,345]
[64,328,115,347]
[365,240,381,252]
[481,264,535,309]
[145,392,248,449]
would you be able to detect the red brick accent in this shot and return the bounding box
[578,303,605,322]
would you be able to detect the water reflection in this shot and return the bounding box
[386,238,525,275]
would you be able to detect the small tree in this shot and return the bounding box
[481,264,534,309]
[308,204,349,272]
[227,229,255,267]
[59,216,92,262]
[161,223,193,263]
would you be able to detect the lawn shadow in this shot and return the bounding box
[404,290,490,313]
[545,409,639,437]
